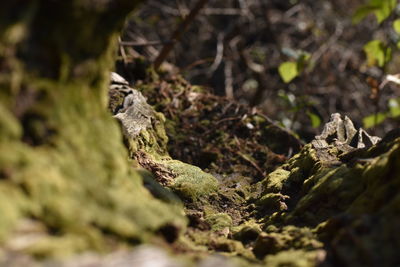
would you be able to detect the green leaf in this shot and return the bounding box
[307,111,321,128]
[352,4,380,24]
[363,40,392,67]
[373,0,396,24]
[385,47,392,65]
[278,62,299,83]
[393,19,400,34]
[298,52,311,70]
[388,98,400,117]
[353,0,396,24]
[299,52,311,62]
[363,112,387,128]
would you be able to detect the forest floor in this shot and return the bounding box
[106,63,400,266]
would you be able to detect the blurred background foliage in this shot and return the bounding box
[120,0,400,141]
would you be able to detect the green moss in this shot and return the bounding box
[264,249,326,267]
[210,237,248,254]
[348,144,399,214]
[252,226,322,259]
[284,165,364,225]
[23,231,105,259]
[168,160,218,202]
[0,104,22,141]
[0,92,187,255]
[255,193,289,212]
[3,2,400,264]
[232,220,262,243]
[205,213,233,231]
[0,70,185,259]
[261,169,290,193]
[0,184,27,240]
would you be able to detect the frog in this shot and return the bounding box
[311,113,381,163]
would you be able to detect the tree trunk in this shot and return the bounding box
[0,0,185,258]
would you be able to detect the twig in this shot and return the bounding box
[215,116,241,124]
[232,136,265,177]
[308,23,343,72]
[208,33,225,75]
[224,60,234,99]
[120,40,173,47]
[118,37,128,65]
[155,7,245,16]
[380,74,400,88]
[153,0,210,70]
[239,48,268,106]
[240,49,264,73]
[147,2,182,16]
[183,58,214,71]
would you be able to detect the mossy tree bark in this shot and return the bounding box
[0,0,185,258]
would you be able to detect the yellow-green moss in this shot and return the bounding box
[264,249,326,267]
[0,80,187,256]
[168,160,218,202]
[0,104,21,141]
[231,220,262,243]
[205,213,233,231]
[261,169,290,193]
[0,1,186,255]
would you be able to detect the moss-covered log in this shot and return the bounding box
[129,71,400,266]
[251,127,400,266]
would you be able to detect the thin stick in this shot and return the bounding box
[119,40,173,47]
[208,33,224,74]
[118,37,128,65]
[224,60,234,99]
[153,0,210,70]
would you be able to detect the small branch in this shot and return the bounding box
[240,49,265,73]
[381,74,400,88]
[119,40,173,47]
[224,60,234,99]
[153,0,210,70]
[208,33,225,75]
[308,23,343,72]
[154,7,245,16]
[183,58,214,71]
[203,8,244,15]
[118,37,128,65]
